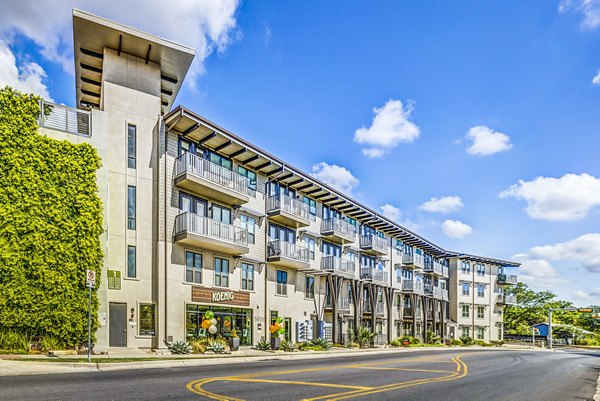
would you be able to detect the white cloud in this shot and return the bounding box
[0,0,241,88]
[441,219,473,238]
[500,173,600,221]
[465,125,512,155]
[512,254,569,288]
[593,71,600,84]
[0,39,52,100]
[380,204,402,222]
[311,162,359,196]
[419,196,464,214]
[573,288,600,301]
[528,233,600,273]
[354,99,420,158]
[559,0,600,30]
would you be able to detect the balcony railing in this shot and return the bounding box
[424,260,445,275]
[497,294,517,305]
[267,194,310,220]
[402,252,424,268]
[498,274,518,284]
[175,152,251,196]
[403,307,413,316]
[360,267,388,283]
[339,297,350,310]
[320,217,357,241]
[267,240,309,263]
[359,234,389,254]
[174,212,248,246]
[321,255,355,275]
[402,279,424,293]
[441,289,449,301]
[39,100,91,137]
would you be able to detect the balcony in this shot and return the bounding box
[267,240,310,270]
[321,255,355,276]
[175,153,250,205]
[39,100,91,137]
[403,307,413,317]
[402,253,425,269]
[360,267,389,284]
[424,260,445,276]
[441,289,449,301]
[498,274,518,285]
[425,285,444,299]
[496,294,517,305]
[174,212,249,256]
[339,296,350,311]
[359,235,389,256]
[402,279,424,295]
[267,194,310,228]
[320,218,356,244]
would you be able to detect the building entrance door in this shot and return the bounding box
[109,303,127,347]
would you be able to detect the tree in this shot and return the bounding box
[504,283,557,334]
[0,87,103,348]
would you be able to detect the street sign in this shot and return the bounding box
[533,328,540,335]
[577,308,593,313]
[86,270,96,288]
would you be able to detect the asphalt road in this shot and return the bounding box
[1,348,598,401]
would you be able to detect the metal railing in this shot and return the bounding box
[174,212,248,246]
[321,256,355,275]
[267,240,309,263]
[39,100,91,136]
[403,307,413,317]
[375,302,385,314]
[267,194,310,220]
[321,217,357,239]
[441,289,449,301]
[360,267,388,283]
[402,252,424,267]
[359,234,389,253]
[402,279,424,293]
[424,260,445,275]
[175,153,252,196]
[339,297,350,310]
[498,274,518,284]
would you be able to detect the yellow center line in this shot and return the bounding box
[224,378,373,390]
[349,366,455,373]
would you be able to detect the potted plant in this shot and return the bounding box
[229,329,240,351]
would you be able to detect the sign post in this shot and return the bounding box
[86,270,96,363]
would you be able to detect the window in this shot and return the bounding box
[276,270,287,295]
[215,257,229,287]
[179,192,207,215]
[127,124,136,169]
[305,276,315,299]
[127,245,136,278]
[462,327,470,337]
[241,263,254,290]
[477,263,485,276]
[477,306,485,319]
[239,215,256,244]
[461,261,470,273]
[303,197,317,220]
[477,284,485,297]
[462,305,470,318]
[348,283,353,304]
[208,150,232,170]
[139,304,155,336]
[476,327,485,340]
[395,239,403,254]
[268,223,295,243]
[462,282,470,296]
[185,251,202,283]
[212,204,231,224]
[127,186,136,230]
[238,166,257,191]
[304,236,316,260]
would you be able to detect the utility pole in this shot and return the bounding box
[548,308,553,350]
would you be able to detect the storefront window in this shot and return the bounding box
[186,305,253,346]
[139,304,155,336]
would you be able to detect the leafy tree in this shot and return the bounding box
[0,87,103,348]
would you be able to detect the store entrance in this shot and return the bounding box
[186,305,252,345]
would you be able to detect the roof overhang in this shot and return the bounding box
[73,8,194,113]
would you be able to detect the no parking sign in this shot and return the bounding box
[86,269,96,288]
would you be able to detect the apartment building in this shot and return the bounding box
[38,10,518,352]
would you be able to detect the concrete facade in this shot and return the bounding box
[39,10,518,352]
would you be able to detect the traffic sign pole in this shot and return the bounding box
[88,285,92,363]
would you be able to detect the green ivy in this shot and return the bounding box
[0,87,103,349]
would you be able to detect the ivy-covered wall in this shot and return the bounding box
[0,87,103,348]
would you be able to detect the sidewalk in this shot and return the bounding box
[0,345,538,377]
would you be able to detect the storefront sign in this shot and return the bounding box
[192,287,250,306]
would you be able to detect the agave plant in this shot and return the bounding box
[168,340,192,355]
[281,339,297,352]
[255,337,271,351]
[206,340,226,354]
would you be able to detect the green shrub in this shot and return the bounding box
[460,336,473,346]
[489,340,505,347]
[355,327,375,348]
[0,330,31,353]
[255,338,271,351]
[0,87,103,349]
[449,339,463,346]
[390,338,402,347]
[425,330,441,344]
[348,342,359,349]
[472,340,491,346]
[40,335,62,352]
[190,339,207,354]
[168,341,192,355]
[206,340,226,354]
[297,338,332,351]
[281,340,297,352]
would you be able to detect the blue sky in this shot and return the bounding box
[2,1,600,305]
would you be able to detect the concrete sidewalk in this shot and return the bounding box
[0,345,539,377]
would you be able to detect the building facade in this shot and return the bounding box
[39,10,518,352]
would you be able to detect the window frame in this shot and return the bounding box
[241,262,254,291]
[276,270,288,296]
[305,275,315,299]
[185,251,202,284]
[127,124,136,169]
[240,214,256,244]
[214,257,230,287]
[127,245,136,278]
[127,185,136,230]
[462,304,470,318]
[138,303,155,336]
